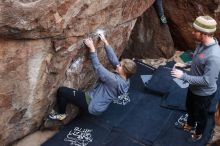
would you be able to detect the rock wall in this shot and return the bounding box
[164,0,220,50]
[0,0,154,145]
[121,6,175,59]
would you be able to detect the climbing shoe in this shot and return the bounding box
[160,15,167,24]
[187,133,202,142]
[49,112,67,121]
[176,122,196,134]
[182,123,196,134]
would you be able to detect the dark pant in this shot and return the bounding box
[154,0,164,17]
[186,89,215,135]
[57,86,88,114]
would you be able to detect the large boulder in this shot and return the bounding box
[0,0,154,145]
[164,0,220,50]
[121,6,175,59]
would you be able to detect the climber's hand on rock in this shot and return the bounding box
[98,33,109,46]
[84,38,96,52]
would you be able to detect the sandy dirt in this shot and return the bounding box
[12,130,58,146]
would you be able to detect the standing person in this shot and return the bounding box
[171,16,220,142]
[48,34,137,121]
[154,0,167,24]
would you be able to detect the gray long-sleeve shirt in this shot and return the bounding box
[181,38,220,96]
[87,45,130,115]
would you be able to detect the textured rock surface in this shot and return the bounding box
[0,0,153,39]
[121,6,175,59]
[0,0,154,145]
[0,39,53,146]
[164,0,220,50]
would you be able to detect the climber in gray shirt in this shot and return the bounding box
[49,33,137,121]
[86,35,137,115]
[171,16,220,142]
